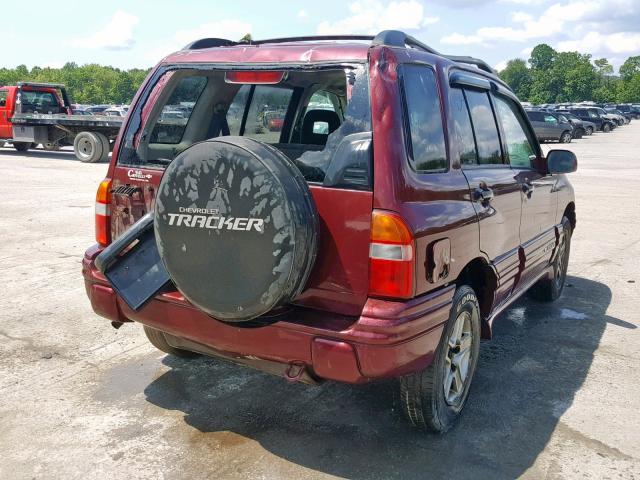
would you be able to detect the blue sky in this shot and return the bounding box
[6,0,640,71]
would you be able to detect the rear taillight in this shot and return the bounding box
[368,210,414,299]
[95,178,112,246]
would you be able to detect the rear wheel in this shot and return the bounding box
[603,123,611,133]
[13,141,31,152]
[530,216,572,302]
[74,131,106,163]
[585,126,593,135]
[143,326,198,358]
[400,285,481,432]
[560,131,572,143]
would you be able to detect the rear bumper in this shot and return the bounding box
[82,244,452,384]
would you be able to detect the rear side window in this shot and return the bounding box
[464,90,503,165]
[493,96,536,168]
[150,76,207,144]
[450,88,477,166]
[0,90,7,107]
[402,65,447,172]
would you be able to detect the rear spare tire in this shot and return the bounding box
[154,137,318,323]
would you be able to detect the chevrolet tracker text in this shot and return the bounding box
[167,213,265,232]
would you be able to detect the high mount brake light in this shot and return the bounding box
[224,71,285,84]
[368,210,415,299]
[95,178,112,246]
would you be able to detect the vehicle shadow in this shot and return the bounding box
[143,275,625,479]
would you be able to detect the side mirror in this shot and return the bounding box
[547,149,577,174]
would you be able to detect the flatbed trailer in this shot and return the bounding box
[0,82,124,162]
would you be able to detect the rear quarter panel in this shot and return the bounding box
[369,47,480,297]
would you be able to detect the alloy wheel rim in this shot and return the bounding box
[443,310,473,406]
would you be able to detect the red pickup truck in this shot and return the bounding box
[0,82,123,161]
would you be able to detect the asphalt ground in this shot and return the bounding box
[0,124,638,479]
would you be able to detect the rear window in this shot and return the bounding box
[119,65,372,189]
[19,90,61,113]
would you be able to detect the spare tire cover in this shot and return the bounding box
[154,137,318,322]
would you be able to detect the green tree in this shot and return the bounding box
[499,59,532,100]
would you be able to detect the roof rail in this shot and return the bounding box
[443,55,495,74]
[183,30,496,75]
[248,35,375,45]
[372,30,439,55]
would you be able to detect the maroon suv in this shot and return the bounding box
[82,31,577,432]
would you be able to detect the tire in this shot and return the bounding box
[13,141,31,152]
[94,132,110,162]
[0,140,5,148]
[143,326,198,358]
[585,126,593,136]
[530,216,572,302]
[73,131,105,163]
[400,285,481,433]
[154,137,318,323]
[42,142,60,151]
[560,131,572,143]
[603,123,611,133]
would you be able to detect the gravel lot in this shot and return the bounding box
[0,125,639,480]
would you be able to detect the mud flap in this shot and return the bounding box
[95,213,170,311]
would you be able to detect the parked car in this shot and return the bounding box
[556,111,595,136]
[84,104,111,115]
[82,30,577,432]
[72,108,92,115]
[566,107,615,132]
[604,107,631,124]
[615,104,640,119]
[103,107,128,117]
[525,109,574,143]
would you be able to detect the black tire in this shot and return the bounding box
[585,126,593,136]
[0,140,5,148]
[13,141,31,152]
[73,131,105,163]
[94,132,110,162]
[143,326,198,358]
[530,216,572,302]
[559,131,572,143]
[603,123,611,133]
[154,137,318,323]
[400,285,481,433]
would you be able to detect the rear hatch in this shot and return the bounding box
[104,64,373,316]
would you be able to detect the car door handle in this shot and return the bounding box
[474,186,494,202]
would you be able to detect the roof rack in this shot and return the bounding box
[371,30,439,55]
[184,29,496,75]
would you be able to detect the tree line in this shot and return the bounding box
[499,44,640,104]
[2,44,639,106]
[0,63,150,105]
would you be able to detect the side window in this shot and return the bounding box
[244,86,293,143]
[150,76,207,144]
[544,114,558,124]
[0,90,7,107]
[402,65,447,172]
[464,90,503,165]
[493,96,536,168]
[450,88,477,166]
